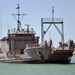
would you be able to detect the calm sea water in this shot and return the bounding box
[0,56,75,75]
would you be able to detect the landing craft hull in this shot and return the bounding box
[0,47,74,64]
[23,47,74,64]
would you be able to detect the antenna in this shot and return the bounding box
[11,4,26,31]
[52,7,54,22]
[49,31,51,40]
[0,10,2,47]
[25,24,31,33]
[0,10,2,39]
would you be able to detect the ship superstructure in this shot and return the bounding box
[1,4,39,54]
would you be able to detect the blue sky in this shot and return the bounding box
[0,0,75,46]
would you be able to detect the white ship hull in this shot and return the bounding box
[0,46,74,64]
[23,46,74,63]
[24,46,51,62]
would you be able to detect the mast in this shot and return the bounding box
[12,4,26,31]
[52,7,54,22]
[17,4,20,31]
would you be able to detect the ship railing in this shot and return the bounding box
[8,30,36,34]
[42,18,63,23]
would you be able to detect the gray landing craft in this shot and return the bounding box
[0,4,74,63]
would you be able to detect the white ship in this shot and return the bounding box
[0,4,74,63]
